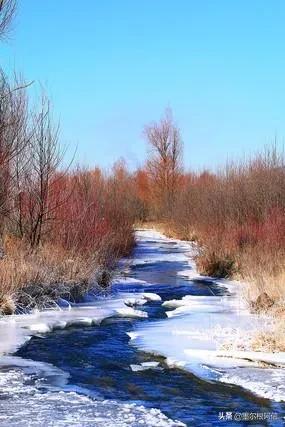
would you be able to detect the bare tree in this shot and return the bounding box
[0,72,29,232]
[0,0,16,40]
[16,94,66,247]
[144,108,183,217]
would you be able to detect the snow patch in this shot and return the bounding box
[142,292,162,302]
[115,307,148,319]
[124,297,147,307]
[130,361,160,372]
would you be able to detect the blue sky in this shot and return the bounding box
[2,0,285,170]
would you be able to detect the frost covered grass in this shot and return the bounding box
[218,318,285,354]
[250,321,285,353]
[0,228,134,315]
[241,254,285,304]
[0,240,97,314]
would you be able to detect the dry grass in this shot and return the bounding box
[0,236,102,314]
[251,321,285,353]
[239,248,285,303]
[195,247,237,278]
[195,241,285,352]
[218,318,285,353]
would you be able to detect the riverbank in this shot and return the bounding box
[129,230,285,403]
[0,222,135,316]
[0,230,189,426]
[134,144,285,341]
[1,229,285,426]
[140,221,285,354]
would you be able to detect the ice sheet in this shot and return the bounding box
[0,360,185,426]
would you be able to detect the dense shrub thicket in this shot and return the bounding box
[136,111,285,306]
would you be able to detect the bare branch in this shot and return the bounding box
[0,0,17,40]
[144,108,183,216]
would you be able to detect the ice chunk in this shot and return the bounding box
[142,293,162,302]
[130,361,160,372]
[115,307,148,318]
[29,323,52,334]
[124,297,147,307]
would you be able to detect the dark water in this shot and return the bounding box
[16,235,285,426]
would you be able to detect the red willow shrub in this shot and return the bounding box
[44,165,137,269]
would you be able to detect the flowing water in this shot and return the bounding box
[1,230,285,426]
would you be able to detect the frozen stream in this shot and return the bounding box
[0,230,285,426]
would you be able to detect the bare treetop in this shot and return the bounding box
[0,0,16,40]
[144,108,183,216]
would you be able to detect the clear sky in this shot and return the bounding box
[2,0,285,170]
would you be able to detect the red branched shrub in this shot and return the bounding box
[47,166,136,267]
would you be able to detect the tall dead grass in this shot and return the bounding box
[0,236,98,313]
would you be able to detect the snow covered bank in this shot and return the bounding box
[1,227,285,426]
[129,229,285,403]
[0,292,154,356]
